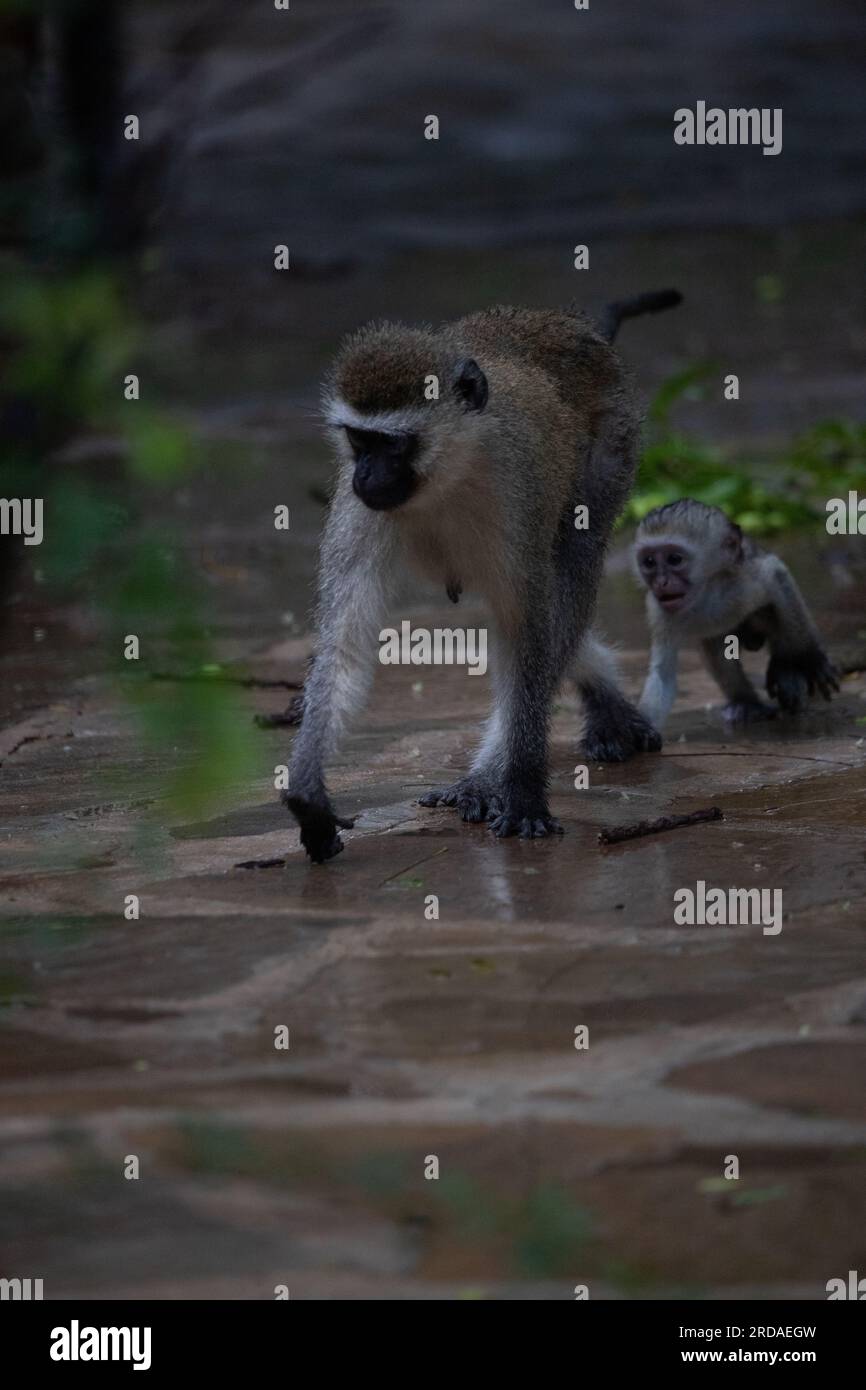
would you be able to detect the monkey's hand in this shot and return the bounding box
[488,795,563,840]
[284,791,355,863]
[766,648,840,713]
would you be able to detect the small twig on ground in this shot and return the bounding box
[235,855,286,869]
[598,806,723,846]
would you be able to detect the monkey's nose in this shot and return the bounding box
[352,453,418,511]
[354,456,373,487]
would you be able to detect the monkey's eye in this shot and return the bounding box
[343,427,417,460]
[381,431,416,456]
[667,552,684,567]
[344,427,367,458]
[641,556,656,570]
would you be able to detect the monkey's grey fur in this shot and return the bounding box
[287,297,679,862]
[634,498,839,729]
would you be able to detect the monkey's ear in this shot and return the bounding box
[724,522,745,562]
[453,358,488,412]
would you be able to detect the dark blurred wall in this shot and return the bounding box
[124,0,866,273]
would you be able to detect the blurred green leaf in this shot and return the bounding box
[126,413,195,484]
[628,367,861,534]
[755,274,784,304]
[730,1185,788,1207]
[1,261,258,829]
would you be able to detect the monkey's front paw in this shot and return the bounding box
[284,794,354,864]
[767,650,839,713]
[488,803,563,840]
[722,700,777,726]
[582,711,662,763]
[419,778,498,823]
[802,650,840,701]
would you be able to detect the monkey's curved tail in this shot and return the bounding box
[602,289,683,343]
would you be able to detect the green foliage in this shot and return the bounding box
[127,670,257,821]
[511,1184,594,1278]
[38,483,128,585]
[787,418,866,491]
[0,970,35,1008]
[629,363,866,534]
[436,1174,593,1278]
[0,269,134,440]
[1,261,258,827]
[729,1184,788,1208]
[352,1153,594,1277]
[755,274,784,305]
[646,362,713,431]
[126,413,196,485]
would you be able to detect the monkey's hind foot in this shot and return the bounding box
[581,706,662,763]
[722,699,777,726]
[766,649,840,713]
[284,792,355,864]
[419,777,499,823]
[488,793,563,840]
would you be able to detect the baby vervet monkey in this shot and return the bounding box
[287,292,682,862]
[634,499,839,730]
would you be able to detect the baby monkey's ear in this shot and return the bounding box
[724,521,745,563]
[453,358,488,412]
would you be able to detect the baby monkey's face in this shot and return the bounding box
[637,542,693,614]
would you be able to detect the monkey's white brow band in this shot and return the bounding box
[324,400,426,433]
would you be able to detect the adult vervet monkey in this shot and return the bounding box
[288,292,681,861]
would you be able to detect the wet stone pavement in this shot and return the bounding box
[2,554,866,1300]
[2,0,866,1308]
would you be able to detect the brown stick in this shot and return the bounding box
[235,856,286,870]
[598,806,723,846]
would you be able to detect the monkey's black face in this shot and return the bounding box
[638,544,692,613]
[346,427,421,511]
